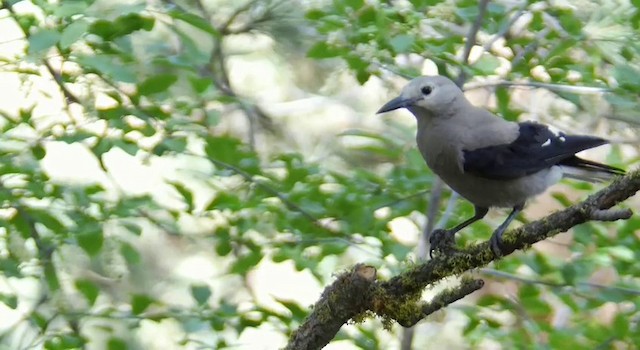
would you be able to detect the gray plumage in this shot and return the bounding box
[377,75,624,257]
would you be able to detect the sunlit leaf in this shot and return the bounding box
[60,20,90,49]
[28,29,60,54]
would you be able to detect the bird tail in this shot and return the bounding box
[559,156,625,183]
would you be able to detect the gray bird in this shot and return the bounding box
[377,75,624,257]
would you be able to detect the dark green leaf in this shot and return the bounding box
[131,294,154,314]
[137,74,178,96]
[122,222,142,236]
[31,143,46,160]
[169,181,194,213]
[190,284,212,306]
[307,42,343,58]
[169,11,219,36]
[0,293,17,309]
[230,251,263,274]
[89,14,154,41]
[77,229,104,256]
[107,338,127,350]
[75,279,100,306]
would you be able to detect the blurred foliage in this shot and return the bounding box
[0,0,639,349]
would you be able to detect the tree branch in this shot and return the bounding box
[286,169,640,350]
[284,264,378,350]
[456,0,490,86]
[2,1,82,107]
[395,277,484,327]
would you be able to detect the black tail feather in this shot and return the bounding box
[560,156,625,175]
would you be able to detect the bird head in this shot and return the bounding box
[377,76,465,117]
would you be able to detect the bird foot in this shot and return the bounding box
[489,234,505,258]
[429,229,459,258]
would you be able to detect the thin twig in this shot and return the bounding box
[464,80,610,94]
[511,28,550,68]
[397,277,484,327]
[435,192,459,229]
[456,0,490,86]
[482,5,527,52]
[480,268,640,296]
[2,1,82,107]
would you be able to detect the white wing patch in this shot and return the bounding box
[547,125,567,142]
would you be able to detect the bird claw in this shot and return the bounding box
[429,229,457,259]
[489,233,505,258]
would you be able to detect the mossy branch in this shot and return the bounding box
[285,169,640,350]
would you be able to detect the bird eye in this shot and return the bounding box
[421,86,433,95]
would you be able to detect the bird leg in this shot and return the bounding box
[430,206,488,258]
[489,203,524,257]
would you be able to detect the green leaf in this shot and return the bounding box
[121,222,142,236]
[169,11,219,36]
[215,227,232,256]
[137,74,178,96]
[169,181,194,213]
[207,192,243,211]
[603,246,635,262]
[305,9,326,20]
[31,143,46,160]
[9,212,31,238]
[0,258,21,277]
[230,250,263,274]
[613,65,640,90]
[120,242,141,265]
[131,294,154,314]
[153,136,188,155]
[77,229,104,256]
[89,14,154,40]
[276,299,308,320]
[472,54,500,74]
[75,279,100,306]
[60,20,90,49]
[76,55,136,83]
[307,42,343,58]
[0,293,18,309]
[107,338,127,350]
[31,209,66,233]
[44,333,86,349]
[389,34,415,53]
[28,29,60,54]
[190,284,212,306]
[189,77,212,93]
[54,1,89,17]
[205,135,260,174]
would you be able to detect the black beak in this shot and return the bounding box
[376,96,414,114]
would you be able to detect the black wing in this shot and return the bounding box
[463,122,617,180]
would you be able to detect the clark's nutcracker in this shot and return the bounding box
[377,75,624,257]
